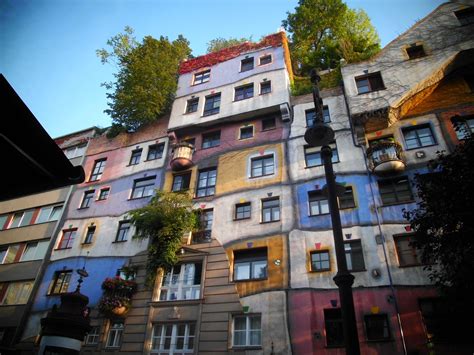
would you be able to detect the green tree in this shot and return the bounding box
[206,36,252,53]
[97,27,191,132]
[282,0,380,75]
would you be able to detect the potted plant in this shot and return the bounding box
[98,276,138,318]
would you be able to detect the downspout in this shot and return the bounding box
[341,79,408,355]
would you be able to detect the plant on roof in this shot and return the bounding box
[206,36,253,53]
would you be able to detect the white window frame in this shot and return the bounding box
[151,323,195,354]
[85,326,100,345]
[193,69,210,85]
[35,204,63,224]
[232,314,262,347]
[63,144,86,159]
[106,322,123,348]
[258,54,272,66]
[20,240,49,262]
[1,281,33,305]
[158,263,201,301]
[8,209,34,229]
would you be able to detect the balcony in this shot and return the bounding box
[170,142,194,171]
[366,141,406,175]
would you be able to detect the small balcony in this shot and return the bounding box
[367,141,406,175]
[170,142,194,171]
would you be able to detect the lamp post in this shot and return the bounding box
[304,69,360,355]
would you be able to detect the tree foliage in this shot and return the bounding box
[97,27,191,132]
[130,191,199,285]
[206,36,252,53]
[283,0,380,75]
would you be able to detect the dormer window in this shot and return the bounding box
[193,70,210,85]
[406,44,426,60]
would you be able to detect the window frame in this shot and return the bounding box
[233,248,268,281]
[131,176,156,199]
[355,72,385,94]
[203,93,221,116]
[364,314,391,341]
[324,308,344,347]
[308,190,329,216]
[192,209,213,244]
[260,80,271,95]
[63,143,87,159]
[57,229,77,250]
[344,240,366,272]
[129,148,142,166]
[80,190,95,209]
[193,69,210,85]
[304,142,339,168]
[402,123,436,150]
[451,115,474,140]
[185,97,199,114]
[338,186,356,209]
[394,234,423,267]
[89,158,106,182]
[115,221,131,243]
[261,117,276,131]
[239,126,254,140]
[83,225,96,244]
[171,172,191,192]
[234,83,254,101]
[146,143,165,161]
[406,44,426,59]
[35,204,63,224]
[7,209,35,229]
[240,57,254,72]
[259,54,272,66]
[232,314,262,348]
[250,154,275,178]
[106,321,124,348]
[310,250,331,272]
[305,106,331,127]
[151,323,195,354]
[454,7,474,26]
[158,263,202,301]
[85,326,100,345]
[1,280,33,305]
[378,177,414,205]
[97,188,110,201]
[20,240,48,262]
[235,202,251,220]
[49,270,72,295]
[201,131,221,149]
[261,197,280,223]
[196,168,217,198]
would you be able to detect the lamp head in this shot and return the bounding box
[304,123,335,147]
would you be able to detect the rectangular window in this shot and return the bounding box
[378,177,413,205]
[454,7,474,26]
[49,270,72,294]
[80,190,95,209]
[202,131,221,149]
[241,57,254,72]
[234,248,267,281]
[98,188,110,201]
[85,326,100,345]
[235,84,254,101]
[394,234,422,267]
[106,322,124,348]
[305,106,331,127]
[261,197,280,222]
[308,190,329,216]
[172,172,191,192]
[57,229,76,250]
[36,205,62,224]
[1,281,33,305]
[193,69,210,85]
[355,72,385,94]
[259,55,272,65]
[260,81,271,95]
[192,209,213,243]
[251,155,274,177]
[203,93,221,116]
[20,240,48,262]
[8,209,34,229]
[402,124,436,149]
[159,263,202,301]
[0,245,19,264]
[240,126,254,139]
[151,323,195,354]
[147,143,165,161]
[451,115,474,140]
[186,97,199,113]
[304,142,339,167]
[63,144,86,159]
[84,226,96,244]
[310,250,330,272]
[233,315,262,347]
[262,117,276,131]
[115,221,131,242]
[338,186,356,209]
[344,240,365,271]
[325,308,344,347]
[89,158,106,181]
[0,214,7,229]
[235,202,251,220]
[131,177,155,199]
[406,44,426,59]
[365,314,390,341]
[129,149,142,165]
[196,168,217,197]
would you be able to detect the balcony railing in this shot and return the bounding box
[366,141,406,175]
[170,142,194,171]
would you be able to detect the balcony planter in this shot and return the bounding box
[170,142,194,171]
[98,277,137,318]
[367,141,406,175]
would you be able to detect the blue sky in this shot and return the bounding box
[0,0,446,138]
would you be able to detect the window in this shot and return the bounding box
[196,168,217,197]
[98,188,110,201]
[147,143,165,161]
[85,326,100,345]
[310,250,330,271]
[193,69,210,85]
[203,93,221,116]
[365,314,390,341]
[260,81,271,95]
[241,57,254,72]
[419,298,446,342]
[64,144,86,159]
[186,97,199,113]
[84,226,96,244]
[89,159,106,181]
[344,240,365,271]
[36,205,62,224]
[338,186,356,209]
[402,124,436,149]
[235,84,254,101]
[235,202,251,220]
[454,7,474,26]
[172,172,191,192]
[0,214,7,229]
[115,221,131,242]
[202,131,220,149]
[106,322,123,348]
[192,209,213,243]
[406,44,426,59]
[159,263,202,301]
[80,190,95,209]
[57,229,76,250]
[251,155,274,177]
[0,245,19,264]
[8,209,35,229]
[259,54,272,65]
[233,315,261,347]
[49,270,72,294]
[262,117,276,131]
[261,197,280,222]
[304,143,339,167]
[325,308,344,347]
[378,177,413,205]
[240,126,254,139]
[1,281,33,305]
[394,234,422,266]
[129,149,142,165]
[451,115,474,140]
[305,106,331,126]
[308,190,329,216]
[355,72,385,94]
[234,248,267,281]
[20,240,48,261]
[131,177,155,199]
[151,323,195,354]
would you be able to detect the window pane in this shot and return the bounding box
[234,263,250,280]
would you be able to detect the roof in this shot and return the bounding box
[179,32,287,74]
[0,74,85,202]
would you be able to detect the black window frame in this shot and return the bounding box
[115,221,131,243]
[98,188,110,201]
[192,209,213,243]
[196,168,217,198]
[239,126,254,140]
[355,72,385,94]
[49,270,72,295]
[131,176,156,199]
[233,247,268,281]
[89,158,106,182]
[201,131,221,149]
[146,143,165,161]
[84,225,96,244]
[260,81,271,95]
[305,106,331,127]
[406,44,426,60]
[402,123,436,149]
[364,314,391,341]
[325,308,344,347]
[304,143,339,168]
[193,69,210,85]
[235,202,251,220]
[308,190,329,216]
[129,149,142,165]
[80,190,95,209]
[259,54,272,65]
[251,154,275,178]
[240,57,254,72]
[261,117,276,131]
[378,177,413,205]
[344,240,366,272]
[57,229,77,250]
[186,97,199,113]
[261,197,280,223]
[171,172,191,192]
[235,84,254,101]
[338,186,356,209]
[394,234,423,267]
[203,93,221,116]
[310,250,331,272]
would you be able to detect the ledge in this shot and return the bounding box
[149,298,203,307]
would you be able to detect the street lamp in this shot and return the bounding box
[304,69,361,355]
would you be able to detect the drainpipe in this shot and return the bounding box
[341,79,408,355]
